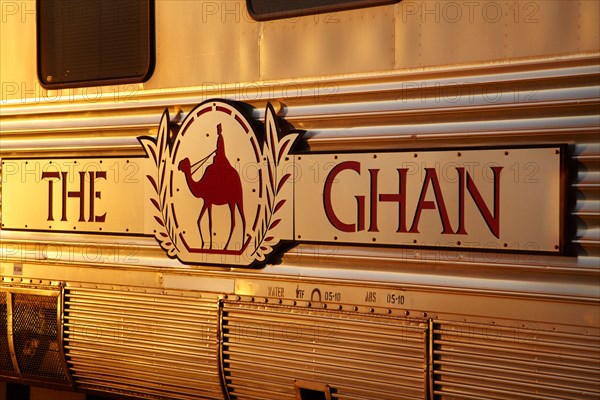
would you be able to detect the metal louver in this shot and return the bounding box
[12,293,69,381]
[572,141,600,259]
[63,286,223,400]
[432,320,600,400]
[221,301,428,400]
[0,291,15,374]
[0,286,71,385]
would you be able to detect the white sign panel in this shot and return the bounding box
[1,158,152,235]
[294,148,562,253]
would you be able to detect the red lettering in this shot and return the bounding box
[322,162,502,239]
[455,167,467,235]
[409,168,453,234]
[455,166,502,238]
[41,170,107,224]
[467,166,502,238]
[368,169,379,232]
[90,171,107,222]
[378,168,409,233]
[323,161,364,232]
[41,171,60,221]
[68,172,86,222]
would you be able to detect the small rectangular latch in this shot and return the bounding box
[294,380,332,400]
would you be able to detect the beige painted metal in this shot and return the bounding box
[1,1,599,97]
[221,301,428,400]
[233,277,599,332]
[63,286,223,400]
[395,1,600,69]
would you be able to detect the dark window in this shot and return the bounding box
[37,0,154,88]
[247,0,401,21]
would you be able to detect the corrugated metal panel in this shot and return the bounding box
[432,320,600,400]
[222,301,428,400]
[64,287,223,400]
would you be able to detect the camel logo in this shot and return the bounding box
[139,100,301,266]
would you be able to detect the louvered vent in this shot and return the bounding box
[64,287,223,400]
[432,320,600,399]
[0,291,15,374]
[222,302,428,400]
[11,293,69,382]
[572,142,600,258]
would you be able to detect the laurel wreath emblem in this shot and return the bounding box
[252,104,301,261]
[139,110,179,257]
[139,102,301,265]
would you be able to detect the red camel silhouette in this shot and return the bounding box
[178,124,246,250]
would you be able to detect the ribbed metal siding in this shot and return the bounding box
[222,302,428,400]
[432,321,600,400]
[64,287,223,400]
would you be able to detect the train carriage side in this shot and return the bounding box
[0,1,599,400]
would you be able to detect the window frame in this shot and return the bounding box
[246,0,401,21]
[36,0,155,89]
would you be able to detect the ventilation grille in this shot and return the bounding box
[432,320,600,400]
[12,293,68,381]
[0,287,70,384]
[64,287,223,400]
[572,141,600,258]
[0,291,15,374]
[222,302,428,400]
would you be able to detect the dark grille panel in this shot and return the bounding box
[0,291,15,373]
[11,293,68,381]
